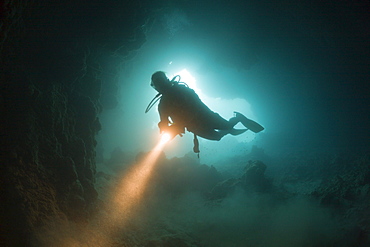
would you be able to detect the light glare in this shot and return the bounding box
[175,69,198,92]
[160,133,172,145]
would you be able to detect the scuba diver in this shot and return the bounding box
[145,71,264,154]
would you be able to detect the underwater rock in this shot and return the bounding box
[312,154,370,208]
[242,160,269,192]
[209,160,272,200]
[0,0,149,245]
[154,154,223,196]
[309,154,370,246]
[103,147,136,172]
[209,178,242,200]
[145,234,200,247]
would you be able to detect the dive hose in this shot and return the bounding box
[145,93,162,113]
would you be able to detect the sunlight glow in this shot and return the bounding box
[174,69,200,94]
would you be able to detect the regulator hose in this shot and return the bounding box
[145,93,162,113]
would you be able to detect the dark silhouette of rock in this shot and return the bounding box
[0,1,148,245]
[209,160,272,200]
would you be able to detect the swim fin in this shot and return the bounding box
[234,112,265,133]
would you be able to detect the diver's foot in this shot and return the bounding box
[230,128,248,136]
[234,111,264,133]
[234,111,248,120]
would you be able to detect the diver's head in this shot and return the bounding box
[151,71,172,93]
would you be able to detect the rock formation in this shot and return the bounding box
[0,1,148,245]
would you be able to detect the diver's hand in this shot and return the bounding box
[158,121,184,137]
[158,121,169,133]
[167,124,185,137]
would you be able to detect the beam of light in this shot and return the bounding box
[159,132,172,145]
[55,134,171,247]
[112,133,169,212]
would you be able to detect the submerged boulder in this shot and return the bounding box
[209,160,272,200]
[242,160,269,192]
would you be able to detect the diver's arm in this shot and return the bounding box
[158,101,170,133]
[158,117,169,133]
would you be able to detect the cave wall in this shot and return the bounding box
[0,0,149,245]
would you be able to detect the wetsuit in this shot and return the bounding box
[158,83,235,140]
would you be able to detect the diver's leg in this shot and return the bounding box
[229,128,248,136]
[192,128,225,141]
[209,113,235,129]
[227,116,248,135]
[193,112,248,140]
[228,116,239,127]
[215,113,249,130]
[209,113,248,135]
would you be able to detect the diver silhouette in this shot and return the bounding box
[146,71,264,153]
